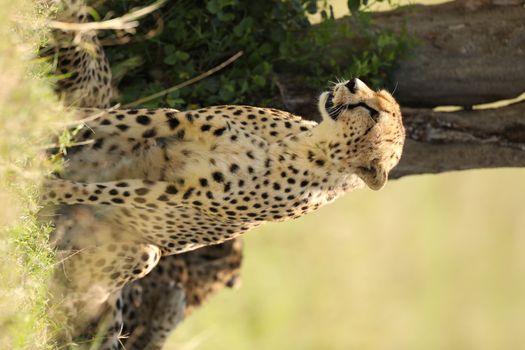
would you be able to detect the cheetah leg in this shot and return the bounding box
[52,242,160,347]
[122,285,186,350]
[43,178,193,210]
[86,292,124,350]
[57,242,161,295]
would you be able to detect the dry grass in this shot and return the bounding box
[0,0,69,348]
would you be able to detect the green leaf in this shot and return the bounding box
[206,0,220,14]
[175,51,190,61]
[252,75,265,87]
[163,55,177,65]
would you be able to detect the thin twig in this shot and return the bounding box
[42,139,95,151]
[47,0,166,32]
[124,51,244,108]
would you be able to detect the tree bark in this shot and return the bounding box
[391,101,525,178]
[275,0,525,178]
[380,0,525,108]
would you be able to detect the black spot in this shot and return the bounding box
[93,138,104,150]
[213,127,226,136]
[315,159,325,166]
[81,129,93,139]
[142,128,157,138]
[111,198,124,204]
[165,185,178,194]
[183,188,194,199]
[116,124,129,132]
[273,183,281,190]
[100,119,111,125]
[199,178,208,187]
[116,182,128,187]
[168,117,180,130]
[212,172,224,183]
[109,189,118,195]
[135,188,149,195]
[176,129,185,139]
[157,194,169,201]
[136,115,151,125]
[201,124,212,132]
[88,195,98,201]
[230,164,240,173]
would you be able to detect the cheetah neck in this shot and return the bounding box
[269,120,364,194]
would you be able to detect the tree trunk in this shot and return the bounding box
[379,0,525,108]
[275,0,525,178]
[391,102,525,178]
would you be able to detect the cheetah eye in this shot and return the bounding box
[344,102,381,123]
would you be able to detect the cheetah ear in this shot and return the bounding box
[355,160,388,191]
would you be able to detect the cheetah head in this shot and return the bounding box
[318,78,405,190]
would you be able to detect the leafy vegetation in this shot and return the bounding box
[96,0,409,108]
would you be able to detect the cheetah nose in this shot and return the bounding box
[345,78,358,94]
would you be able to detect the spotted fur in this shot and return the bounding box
[44,78,405,304]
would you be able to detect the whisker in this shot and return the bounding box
[391,81,399,96]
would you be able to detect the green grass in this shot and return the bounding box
[169,169,525,350]
[0,0,68,348]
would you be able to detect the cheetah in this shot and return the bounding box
[46,2,243,348]
[120,238,242,349]
[46,0,113,108]
[43,77,405,322]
